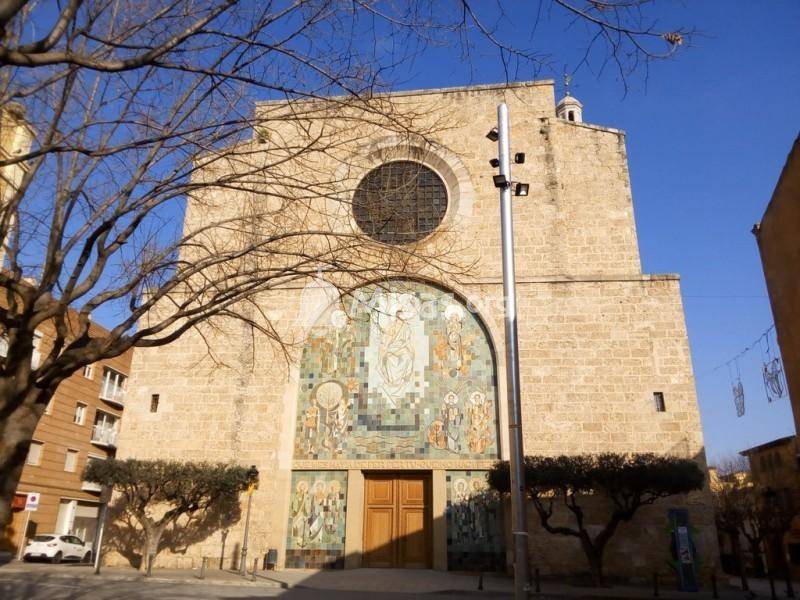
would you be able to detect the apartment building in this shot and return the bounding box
[0,331,131,557]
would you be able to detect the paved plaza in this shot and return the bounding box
[0,561,771,600]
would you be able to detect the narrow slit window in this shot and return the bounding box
[150,394,159,413]
[654,392,666,412]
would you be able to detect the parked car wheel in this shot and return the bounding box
[51,551,62,564]
[82,551,92,563]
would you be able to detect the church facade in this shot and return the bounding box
[113,81,716,577]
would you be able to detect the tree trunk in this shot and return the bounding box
[0,382,50,532]
[579,533,605,587]
[732,533,749,591]
[140,524,166,572]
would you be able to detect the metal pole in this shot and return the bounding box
[16,510,31,561]
[497,102,530,600]
[93,501,108,574]
[239,489,253,575]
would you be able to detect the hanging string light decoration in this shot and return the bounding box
[729,360,745,417]
[698,324,789,417]
[761,329,787,402]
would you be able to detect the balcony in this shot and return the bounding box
[91,425,117,448]
[99,387,125,408]
[81,480,102,493]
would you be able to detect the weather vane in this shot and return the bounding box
[563,73,572,97]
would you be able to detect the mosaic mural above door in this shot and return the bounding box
[294,280,499,460]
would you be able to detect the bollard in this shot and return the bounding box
[535,568,541,594]
[477,572,484,591]
[769,570,777,600]
[711,572,719,599]
[146,553,154,577]
[200,556,207,580]
[653,572,659,598]
[252,557,258,581]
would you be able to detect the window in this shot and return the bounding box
[31,331,43,369]
[64,449,79,472]
[83,365,94,380]
[100,367,127,404]
[26,441,43,465]
[92,411,119,446]
[352,161,448,244]
[568,110,575,122]
[653,392,666,412]
[150,394,160,413]
[0,332,43,367]
[73,402,87,425]
[82,456,104,493]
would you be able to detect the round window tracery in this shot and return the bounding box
[352,160,448,244]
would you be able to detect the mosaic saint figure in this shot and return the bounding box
[466,390,492,454]
[444,304,465,376]
[290,480,311,548]
[469,478,488,541]
[319,334,337,375]
[374,294,417,407]
[441,391,462,453]
[314,381,349,453]
[427,418,447,449]
[453,478,471,540]
[323,480,342,536]
[302,403,320,454]
[330,309,356,377]
[308,480,327,542]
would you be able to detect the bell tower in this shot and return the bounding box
[556,74,583,123]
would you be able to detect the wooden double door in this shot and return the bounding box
[363,473,431,568]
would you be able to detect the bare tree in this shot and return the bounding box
[0,0,691,531]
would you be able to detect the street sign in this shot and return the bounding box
[25,492,40,511]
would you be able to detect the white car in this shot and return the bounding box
[23,534,92,563]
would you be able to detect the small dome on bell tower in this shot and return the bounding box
[556,93,583,123]
[556,74,583,123]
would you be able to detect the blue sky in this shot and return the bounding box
[72,2,797,462]
[388,1,800,463]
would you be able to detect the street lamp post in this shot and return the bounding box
[92,485,112,574]
[239,466,258,575]
[494,102,530,600]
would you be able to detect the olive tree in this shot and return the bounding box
[84,458,257,570]
[489,453,705,586]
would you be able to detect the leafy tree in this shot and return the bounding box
[711,460,794,591]
[84,458,258,570]
[488,453,705,586]
[0,0,692,531]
